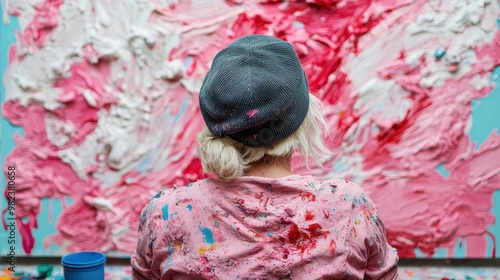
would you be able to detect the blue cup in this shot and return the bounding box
[61,251,106,280]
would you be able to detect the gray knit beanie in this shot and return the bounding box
[199,34,309,147]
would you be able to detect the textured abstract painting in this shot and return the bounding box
[1,0,500,258]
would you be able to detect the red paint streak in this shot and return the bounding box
[179,158,204,185]
[287,222,328,253]
[329,239,336,254]
[263,197,269,209]
[351,226,357,238]
[230,13,271,39]
[254,192,264,199]
[486,231,497,257]
[301,192,316,201]
[17,217,36,255]
[280,0,386,105]
[253,208,260,218]
[175,198,193,205]
[288,223,304,245]
[282,247,290,259]
[361,90,432,170]
[305,210,314,221]
[384,230,429,258]
[322,209,330,219]
[305,0,339,8]
[306,223,327,238]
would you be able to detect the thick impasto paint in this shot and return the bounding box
[1,0,500,258]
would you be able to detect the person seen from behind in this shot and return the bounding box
[132,34,399,280]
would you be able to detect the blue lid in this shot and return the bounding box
[61,251,106,268]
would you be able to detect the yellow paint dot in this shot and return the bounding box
[209,243,217,250]
[199,246,207,255]
[354,220,360,225]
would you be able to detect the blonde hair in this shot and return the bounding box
[196,94,331,182]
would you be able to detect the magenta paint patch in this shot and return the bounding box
[247,109,258,118]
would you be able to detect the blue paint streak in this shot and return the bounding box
[435,163,450,178]
[170,212,177,220]
[162,204,169,220]
[163,243,173,275]
[434,48,446,59]
[153,191,162,199]
[293,21,304,28]
[432,248,448,258]
[414,247,447,258]
[469,66,500,148]
[187,204,192,211]
[454,238,466,258]
[136,154,152,173]
[333,160,345,171]
[29,198,70,255]
[198,225,214,244]
[174,95,189,122]
[183,55,193,67]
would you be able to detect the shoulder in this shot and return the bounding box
[139,180,209,227]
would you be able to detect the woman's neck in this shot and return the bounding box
[244,155,293,178]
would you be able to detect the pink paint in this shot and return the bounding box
[8,46,17,63]
[54,61,114,109]
[82,44,101,64]
[51,181,154,252]
[18,0,64,49]
[246,109,258,118]
[2,0,500,259]
[2,101,95,254]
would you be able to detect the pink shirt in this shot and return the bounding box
[131,175,398,279]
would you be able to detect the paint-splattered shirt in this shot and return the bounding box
[131,175,399,279]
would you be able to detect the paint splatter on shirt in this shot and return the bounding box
[131,175,398,279]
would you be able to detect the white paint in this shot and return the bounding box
[45,113,76,148]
